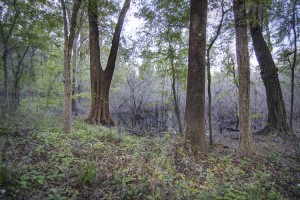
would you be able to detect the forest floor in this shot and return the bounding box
[0,108,300,199]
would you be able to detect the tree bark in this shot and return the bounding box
[86,0,131,126]
[184,0,208,152]
[249,4,288,132]
[233,0,252,155]
[61,0,82,133]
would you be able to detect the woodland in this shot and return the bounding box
[0,0,300,199]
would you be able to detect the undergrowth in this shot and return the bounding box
[0,108,299,199]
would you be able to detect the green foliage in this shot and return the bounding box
[47,188,72,200]
[0,110,297,199]
[223,187,248,200]
[78,161,96,186]
[0,0,63,109]
[0,163,8,187]
[138,0,189,88]
[0,105,59,136]
[72,92,91,100]
[267,152,280,165]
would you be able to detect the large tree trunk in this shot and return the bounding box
[184,0,208,152]
[86,0,131,126]
[87,0,113,125]
[61,0,82,133]
[233,0,252,155]
[249,4,288,132]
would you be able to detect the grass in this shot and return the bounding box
[0,108,299,199]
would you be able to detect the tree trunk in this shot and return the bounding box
[233,0,252,155]
[290,68,295,130]
[72,31,80,116]
[11,46,29,107]
[206,0,228,147]
[12,78,20,106]
[290,0,297,130]
[87,0,113,125]
[249,4,288,132]
[184,0,208,152]
[2,47,9,112]
[166,32,183,134]
[86,0,131,126]
[170,58,183,134]
[0,1,19,113]
[63,42,72,133]
[29,48,35,102]
[207,52,213,146]
[61,0,82,133]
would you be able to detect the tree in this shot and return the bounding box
[249,3,288,133]
[233,0,252,155]
[184,0,208,151]
[169,46,183,134]
[138,0,189,134]
[86,0,131,125]
[206,0,230,146]
[0,0,61,111]
[270,0,299,130]
[289,0,298,130]
[72,10,84,116]
[72,30,80,116]
[11,45,30,106]
[61,0,82,133]
[0,0,19,112]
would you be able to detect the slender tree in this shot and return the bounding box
[289,0,298,130]
[0,0,19,112]
[170,52,183,134]
[11,45,30,106]
[166,28,184,134]
[86,0,131,125]
[184,0,208,151]
[249,3,288,133]
[138,0,189,134]
[233,0,252,155]
[72,30,80,116]
[61,0,82,133]
[71,11,84,117]
[272,0,299,130]
[206,0,229,146]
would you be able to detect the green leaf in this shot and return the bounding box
[37,179,44,185]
